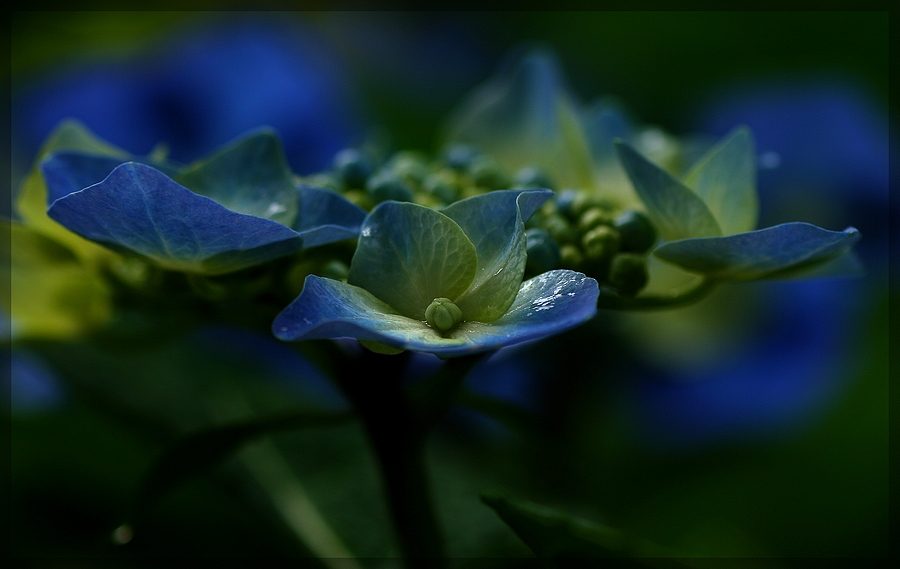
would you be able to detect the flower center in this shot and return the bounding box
[425,297,463,333]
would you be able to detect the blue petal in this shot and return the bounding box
[47,162,304,274]
[273,271,598,358]
[291,184,366,248]
[653,222,861,280]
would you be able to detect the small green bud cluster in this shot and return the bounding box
[425,297,463,333]
[526,189,657,297]
[317,145,556,212]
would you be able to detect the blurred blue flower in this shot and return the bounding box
[12,15,363,175]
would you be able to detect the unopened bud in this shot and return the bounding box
[425,297,463,332]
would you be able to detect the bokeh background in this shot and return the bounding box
[8,10,891,564]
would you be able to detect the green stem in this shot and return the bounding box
[336,349,448,569]
[596,278,718,310]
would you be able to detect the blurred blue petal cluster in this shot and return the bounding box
[12,16,363,176]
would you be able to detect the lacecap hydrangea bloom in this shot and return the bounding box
[273,189,599,357]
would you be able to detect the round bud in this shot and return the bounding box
[468,156,511,190]
[333,148,373,188]
[559,244,584,269]
[608,253,649,297]
[514,166,554,190]
[425,298,463,332]
[581,225,620,261]
[541,213,577,244]
[422,170,461,204]
[613,210,658,253]
[389,152,429,186]
[554,189,580,220]
[578,207,614,233]
[525,228,561,275]
[366,171,414,203]
[443,144,481,171]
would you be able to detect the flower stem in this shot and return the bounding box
[336,349,447,569]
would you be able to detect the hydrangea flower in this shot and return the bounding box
[37,124,366,275]
[614,127,861,282]
[273,189,599,357]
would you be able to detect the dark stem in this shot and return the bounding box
[335,348,447,569]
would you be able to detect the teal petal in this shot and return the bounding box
[442,189,552,322]
[682,126,759,235]
[616,140,722,241]
[175,128,298,227]
[347,202,478,320]
[272,271,599,357]
[653,222,861,281]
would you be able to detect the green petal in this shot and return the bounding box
[616,140,722,241]
[682,126,759,235]
[441,48,594,189]
[442,189,552,322]
[347,201,478,320]
[175,127,298,227]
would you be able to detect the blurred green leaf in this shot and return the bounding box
[132,409,354,524]
[482,492,686,567]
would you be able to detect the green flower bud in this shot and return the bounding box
[613,210,658,253]
[425,297,463,332]
[443,144,481,171]
[333,148,373,188]
[514,166,554,190]
[525,228,561,275]
[541,213,577,244]
[468,155,511,190]
[422,170,461,204]
[388,151,429,186]
[559,244,584,269]
[578,207,614,233]
[366,171,414,203]
[608,253,649,297]
[581,225,620,261]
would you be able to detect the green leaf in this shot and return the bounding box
[616,141,722,241]
[482,493,685,566]
[682,126,758,235]
[133,410,353,522]
[175,127,298,227]
[348,202,478,320]
[443,189,552,322]
[653,222,861,281]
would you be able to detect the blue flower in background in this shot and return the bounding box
[274,189,599,357]
[12,15,363,176]
[630,79,889,449]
